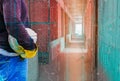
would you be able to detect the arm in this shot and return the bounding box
[3,0,36,50]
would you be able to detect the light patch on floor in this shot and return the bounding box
[63,48,87,53]
[65,53,86,81]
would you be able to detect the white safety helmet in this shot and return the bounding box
[8,28,38,58]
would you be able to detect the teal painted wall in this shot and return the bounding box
[98,0,120,81]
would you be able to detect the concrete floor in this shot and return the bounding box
[39,52,87,81]
[38,41,94,81]
[65,53,86,81]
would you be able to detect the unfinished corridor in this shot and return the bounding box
[26,0,97,81]
[11,0,120,81]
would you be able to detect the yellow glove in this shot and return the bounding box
[20,46,38,58]
[9,43,38,58]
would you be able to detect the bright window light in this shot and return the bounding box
[75,24,83,36]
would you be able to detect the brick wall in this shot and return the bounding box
[26,0,59,52]
[28,0,49,52]
[50,0,58,41]
[83,0,96,81]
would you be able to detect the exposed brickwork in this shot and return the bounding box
[50,0,58,41]
[30,1,49,22]
[32,25,49,52]
[26,0,59,52]
[84,0,96,81]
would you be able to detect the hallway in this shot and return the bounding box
[24,0,120,81]
[26,0,97,81]
[38,28,95,81]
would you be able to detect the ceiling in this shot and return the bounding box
[63,0,87,23]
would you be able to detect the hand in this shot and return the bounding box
[20,45,38,58]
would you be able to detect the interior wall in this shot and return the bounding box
[50,0,58,41]
[98,0,120,81]
[29,0,49,52]
[62,9,66,37]
[58,4,62,38]
[83,0,97,81]
[26,0,59,52]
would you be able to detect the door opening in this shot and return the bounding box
[75,23,83,36]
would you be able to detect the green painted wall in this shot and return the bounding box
[98,0,120,81]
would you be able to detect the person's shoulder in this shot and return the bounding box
[3,0,21,4]
[4,0,21,2]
